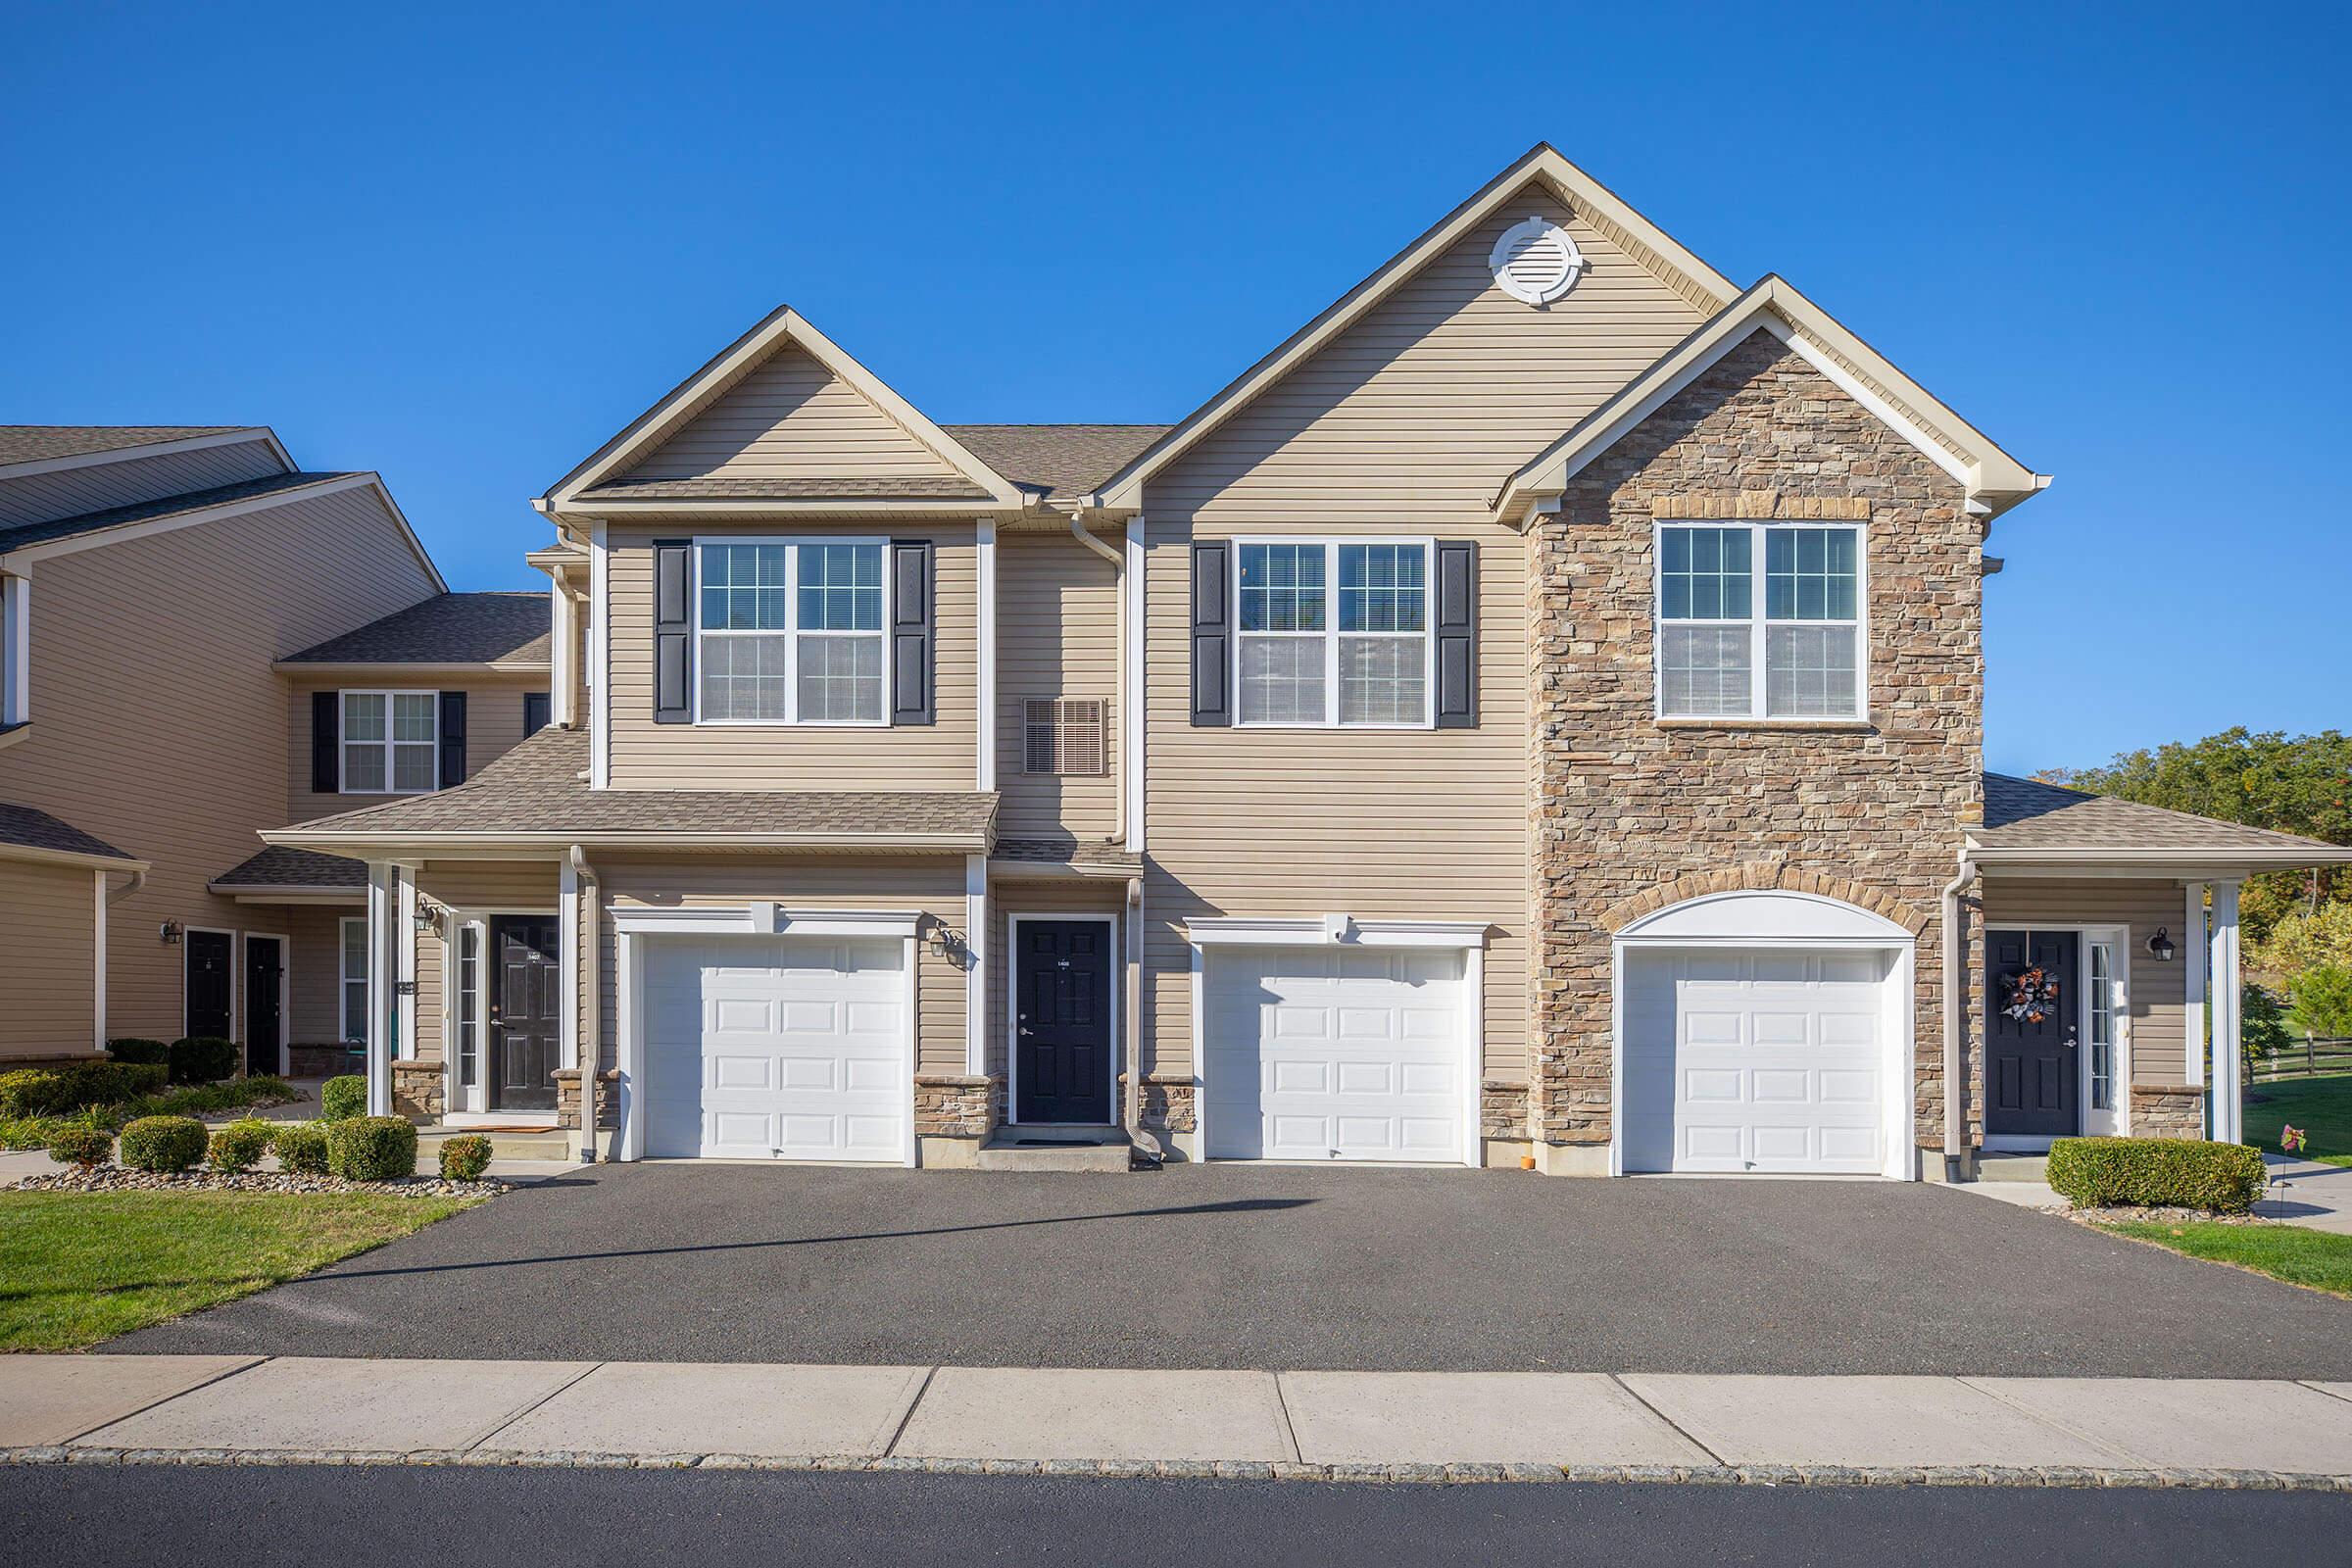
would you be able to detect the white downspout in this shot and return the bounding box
[1069,512,1128,846]
[1940,850,1977,1182]
[567,845,601,1162]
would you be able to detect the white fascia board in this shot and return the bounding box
[261,828,990,855]
[1969,845,2352,872]
[0,841,150,873]
[0,427,285,484]
[558,497,1025,519]
[271,660,554,677]
[216,888,368,906]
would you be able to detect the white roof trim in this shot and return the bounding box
[543,305,1024,511]
[0,472,448,593]
[1968,844,2352,870]
[0,839,149,873]
[1495,276,2047,525]
[1614,889,1913,944]
[262,826,990,855]
[1090,144,1738,513]
[0,427,289,483]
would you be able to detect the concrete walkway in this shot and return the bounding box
[1952,1152,2352,1235]
[7,1355,2352,1489]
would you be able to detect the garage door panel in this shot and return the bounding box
[644,936,906,1163]
[1204,946,1467,1164]
[1623,948,1891,1176]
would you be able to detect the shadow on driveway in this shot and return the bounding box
[113,1162,2352,1377]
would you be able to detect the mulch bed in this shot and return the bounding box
[9,1167,503,1200]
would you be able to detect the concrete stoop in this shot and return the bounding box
[418,1126,574,1161]
[1976,1152,2049,1183]
[975,1125,1134,1172]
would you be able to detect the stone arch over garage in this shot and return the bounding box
[1601,860,1930,940]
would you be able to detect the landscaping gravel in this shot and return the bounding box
[10,1167,502,1200]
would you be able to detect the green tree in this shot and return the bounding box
[2249,902,2352,985]
[2244,982,2292,1079]
[2289,965,2352,1040]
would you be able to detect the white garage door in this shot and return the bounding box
[1203,946,1466,1163]
[642,935,906,1162]
[1623,948,1891,1174]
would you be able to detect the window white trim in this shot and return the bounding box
[689,535,892,728]
[1231,536,1437,730]
[339,915,370,1045]
[338,689,441,795]
[1,571,28,727]
[1652,519,1869,723]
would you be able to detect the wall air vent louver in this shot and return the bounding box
[1490,215,1587,306]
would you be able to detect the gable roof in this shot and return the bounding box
[1972,772,2352,867]
[210,845,366,894]
[0,801,144,869]
[1086,144,1739,512]
[1494,275,2047,524]
[279,591,550,667]
[0,426,251,469]
[540,306,1026,513]
[0,470,354,555]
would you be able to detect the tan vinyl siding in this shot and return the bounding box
[0,858,96,1059]
[1983,879,2189,1087]
[987,879,1127,1082]
[995,532,1119,844]
[284,674,550,824]
[618,348,959,483]
[605,524,979,790]
[282,904,360,1046]
[0,437,284,531]
[0,482,440,1042]
[594,855,965,1076]
[1138,187,1703,1085]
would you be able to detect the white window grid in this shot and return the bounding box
[2088,940,2117,1112]
[1652,520,1868,721]
[1232,536,1436,729]
[339,916,368,1043]
[691,536,891,727]
[339,690,439,795]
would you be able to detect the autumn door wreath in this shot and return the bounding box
[2001,965,2062,1025]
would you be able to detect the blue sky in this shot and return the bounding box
[4,2,2344,776]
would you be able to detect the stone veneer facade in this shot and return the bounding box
[2130,1084,2208,1140]
[1529,329,1984,1163]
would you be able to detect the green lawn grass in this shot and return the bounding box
[2242,1072,2352,1168]
[2094,1219,2352,1298]
[0,1190,476,1351]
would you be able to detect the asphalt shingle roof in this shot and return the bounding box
[0,471,352,554]
[0,426,245,467]
[945,425,1171,500]
[994,837,1144,873]
[0,801,136,863]
[211,846,367,891]
[283,592,550,665]
[282,727,998,846]
[1977,772,2341,853]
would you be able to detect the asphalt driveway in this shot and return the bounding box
[115,1163,2352,1376]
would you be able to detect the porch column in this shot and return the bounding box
[964,855,987,1075]
[2211,879,2243,1144]
[365,861,398,1116]
[2182,881,2208,1096]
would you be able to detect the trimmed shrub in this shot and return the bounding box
[319,1075,368,1122]
[46,1122,114,1168]
[167,1036,238,1085]
[271,1120,330,1175]
[437,1134,494,1183]
[0,1070,66,1117]
[117,1115,210,1174]
[326,1115,417,1182]
[208,1118,274,1173]
[106,1038,171,1066]
[2046,1136,2269,1214]
[0,1061,167,1116]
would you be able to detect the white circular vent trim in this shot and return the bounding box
[1490,216,1587,306]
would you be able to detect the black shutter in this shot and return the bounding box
[311,692,339,793]
[1190,541,1230,726]
[523,691,550,737]
[1434,539,1478,729]
[438,691,467,786]
[654,538,692,724]
[890,539,935,726]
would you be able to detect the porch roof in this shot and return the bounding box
[0,801,145,870]
[1972,772,2352,871]
[262,727,999,855]
[210,845,368,895]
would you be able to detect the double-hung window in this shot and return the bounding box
[696,540,887,724]
[341,691,438,793]
[1236,540,1430,726]
[1656,523,1864,720]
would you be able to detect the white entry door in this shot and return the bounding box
[641,935,907,1162]
[1622,948,1891,1174]
[1202,945,1466,1163]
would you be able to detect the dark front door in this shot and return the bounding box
[243,937,283,1076]
[490,915,561,1111]
[1986,928,2080,1139]
[185,930,233,1040]
[1015,919,1112,1124]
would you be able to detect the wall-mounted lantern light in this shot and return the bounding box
[2146,927,2178,962]
[158,919,182,945]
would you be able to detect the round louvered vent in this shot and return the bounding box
[1490,216,1586,306]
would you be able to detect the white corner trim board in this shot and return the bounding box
[1182,915,1492,950]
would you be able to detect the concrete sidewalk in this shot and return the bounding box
[6,1355,2352,1490]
